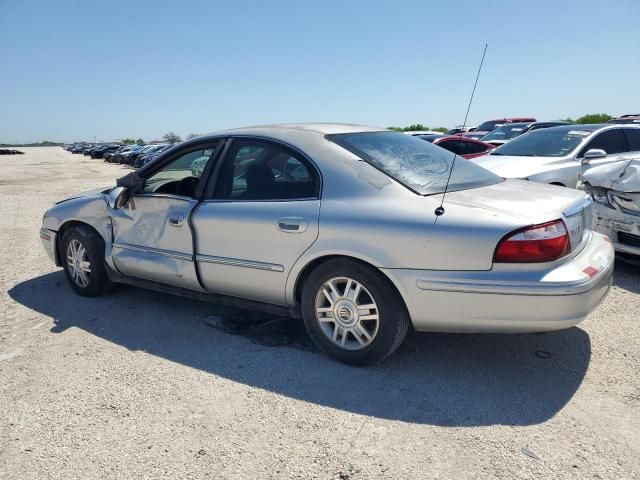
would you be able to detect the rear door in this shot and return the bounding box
[192,138,321,305]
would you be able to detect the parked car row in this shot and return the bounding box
[406,118,571,158]
[64,142,174,168]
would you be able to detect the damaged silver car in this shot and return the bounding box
[581,157,640,257]
[40,124,614,365]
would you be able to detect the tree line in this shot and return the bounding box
[388,113,614,133]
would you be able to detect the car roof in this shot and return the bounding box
[512,123,640,138]
[482,117,535,122]
[494,122,532,128]
[219,123,385,136]
[534,123,606,134]
[530,121,571,127]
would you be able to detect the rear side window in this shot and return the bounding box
[213,140,318,200]
[624,129,640,152]
[579,129,625,157]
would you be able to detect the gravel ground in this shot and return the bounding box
[1,147,639,479]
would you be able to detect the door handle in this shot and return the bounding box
[169,215,184,227]
[277,217,308,233]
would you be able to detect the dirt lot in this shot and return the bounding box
[1,147,639,479]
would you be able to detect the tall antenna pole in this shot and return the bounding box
[435,43,488,217]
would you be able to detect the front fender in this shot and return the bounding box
[42,194,114,264]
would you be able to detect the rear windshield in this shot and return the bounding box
[481,124,529,142]
[492,127,594,157]
[328,131,502,195]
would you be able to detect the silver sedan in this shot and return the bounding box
[40,124,614,365]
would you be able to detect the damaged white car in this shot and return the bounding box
[581,157,640,256]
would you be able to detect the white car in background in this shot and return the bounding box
[472,124,640,188]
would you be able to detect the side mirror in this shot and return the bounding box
[107,186,130,210]
[582,149,607,163]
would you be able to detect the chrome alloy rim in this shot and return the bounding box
[66,239,91,287]
[314,277,380,350]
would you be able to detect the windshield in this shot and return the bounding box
[476,120,502,131]
[492,127,594,157]
[328,131,502,195]
[481,124,529,142]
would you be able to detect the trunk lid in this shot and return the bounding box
[443,179,592,254]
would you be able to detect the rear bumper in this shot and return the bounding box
[383,232,614,333]
[39,228,58,265]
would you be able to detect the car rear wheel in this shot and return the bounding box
[61,225,113,297]
[301,259,410,365]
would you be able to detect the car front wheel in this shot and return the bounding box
[301,259,410,365]
[61,225,113,297]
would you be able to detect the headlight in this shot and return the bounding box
[589,188,614,209]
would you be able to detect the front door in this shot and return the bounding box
[110,144,219,290]
[191,139,321,305]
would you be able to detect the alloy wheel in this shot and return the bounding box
[314,276,380,350]
[66,239,91,288]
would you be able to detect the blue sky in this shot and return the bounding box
[1,0,639,143]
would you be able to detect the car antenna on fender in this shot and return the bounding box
[435,43,488,218]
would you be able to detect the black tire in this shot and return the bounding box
[301,258,410,366]
[60,225,114,297]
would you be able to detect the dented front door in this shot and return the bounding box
[109,195,201,290]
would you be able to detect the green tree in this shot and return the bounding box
[135,138,144,145]
[163,132,182,143]
[122,138,136,144]
[432,127,449,133]
[404,124,428,131]
[575,113,612,124]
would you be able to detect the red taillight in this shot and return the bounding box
[494,220,570,263]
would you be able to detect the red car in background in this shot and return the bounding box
[415,134,495,159]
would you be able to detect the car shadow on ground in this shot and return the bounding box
[9,269,616,427]
[615,256,640,292]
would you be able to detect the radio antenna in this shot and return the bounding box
[435,43,488,217]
